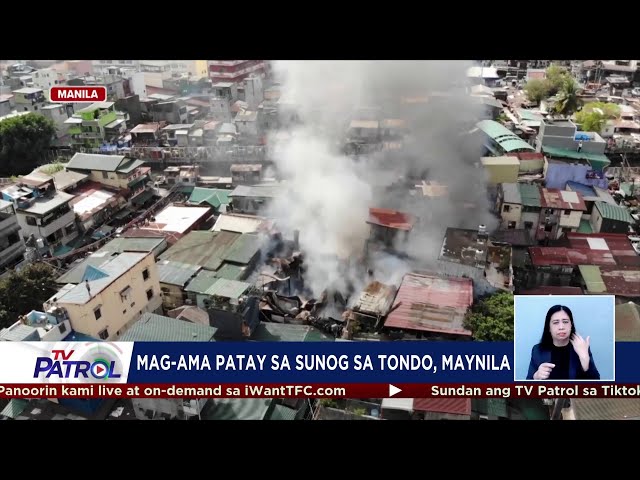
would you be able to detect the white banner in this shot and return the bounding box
[0,342,134,384]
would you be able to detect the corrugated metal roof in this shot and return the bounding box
[230,185,283,198]
[599,265,640,296]
[541,145,611,170]
[185,270,219,294]
[0,324,39,341]
[156,260,201,286]
[518,184,541,207]
[367,208,415,231]
[66,153,126,172]
[0,399,29,419]
[204,398,272,420]
[224,234,261,264]
[188,187,231,208]
[118,312,217,341]
[572,399,640,420]
[413,398,471,416]
[578,265,607,293]
[82,265,109,282]
[502,183,521,204]
[595,202,634,223]
[215,263,245,281]
[212,213,271,234]
[353,281,397,316]
[57,252,149,304]
[267,404,298,420]
[204,278,250,299]
[159,230,245,271]
[476,120,534,152]
[117,159,145,174]
[615,301,640,341]
[384,273,473,336]
[540,188,587,211]
[251,323,335,342]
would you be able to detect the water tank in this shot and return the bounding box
[36,238,45,249]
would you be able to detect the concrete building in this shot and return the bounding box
[0,199,26,271]
[0,308,71,342]
[11,87,46,112]
[64,102,119,149]
[31,69,66,100]
[536,188,587,242]
[244,75,263,110]
[496,183,522,229]
[208,61,266,84]
[155,260,201,311]
[40,104,71,138]
[91,60,139,75]
[0,94,14,116]
[1,177,78,255]
[52,251,162,340]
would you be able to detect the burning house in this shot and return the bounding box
[366,207,416,252]
[342,281,397,337]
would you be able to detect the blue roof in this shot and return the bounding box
[81,265,110,282]
[63,331,100,342]
[566,181,596,198]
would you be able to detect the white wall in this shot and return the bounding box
[558,209,583,229]
[500,202,522,228]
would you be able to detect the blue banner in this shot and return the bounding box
[125,342,640,384]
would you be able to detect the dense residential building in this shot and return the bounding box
[208,60,266,83]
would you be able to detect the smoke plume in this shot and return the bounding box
[265,61,496,298]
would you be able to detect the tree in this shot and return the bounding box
[545,64,571,96]
[553,78,580,118]
[575,102,621,132]
[524,79,550,104]
[0,262,59,329]
[464,291,514,341]
[0,113,56,177]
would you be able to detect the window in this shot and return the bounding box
[564,209,572,215]
[146,288,154,300]
[58,323,67,334]
[524,221,533,229]
[508,221,516,229]
[503,205,511,213]
[545,208,554,215]
[94,307,102,320]
[26,216,37,226]
[102,171,108,179]
[120,286,132,301]
[142,268,149,281]
[98,328,109,340]
[544,224,553,232]
[65,224,76,235]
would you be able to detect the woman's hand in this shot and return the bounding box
[571,333,591,371]
[533,362,555,380]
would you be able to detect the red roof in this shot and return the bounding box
[367,208,415,231]
[529,247,620,266]
[565,233,640,267]
[600,266,640,297]
[384,273,473,336]
[529,247,572,266]
[413,398,471,416]
[540,188,587,211]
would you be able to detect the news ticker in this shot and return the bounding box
[1,383,640,399]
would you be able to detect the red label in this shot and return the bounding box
[50,86,107,103]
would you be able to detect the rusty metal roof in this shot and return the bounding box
[384,273,473,336]
[540,188,587,211]
[413,398,471,416]
[529,247,623,267]
[367,208,415,231]
[599,266,640,297]
[353,281,397,316]
[572,398,640,420]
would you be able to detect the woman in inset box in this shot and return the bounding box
[527,305,600,380]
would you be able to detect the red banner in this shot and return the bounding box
[49,86,107,103]
[1,383,640,399]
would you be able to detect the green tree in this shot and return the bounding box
[0,113,56,177]
[553,78,580,118]
[524,79,550,104]
[575,102,621,132]
[0,262,59,329]
[545,64,571,96]
[464,291,514,341]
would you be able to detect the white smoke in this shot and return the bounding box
[265,61,495,298]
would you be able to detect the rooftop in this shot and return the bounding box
[156,260,201,287]
[118,312,217,341]
[12,87,43,94]
[251,323,335,342]
[615,301,640,341]
[502,183,521,204]
[594,201,634,224]
[139,205,211,235]
[540,188,587,211]
[185,270,220,294]
[19,191,75,216]
[541,145,610,170]
[384,272,473,336]
[476,120,535,152]
[439,227,488,267]
[51,170,88,191]
[188,187,231,209]
[367,208,415,231]
[68,182,120,221]
[159,230,261,272]
[130,123,161,134]
[66,153,127,172]
[56,237,166,284]
[75,101,115,113]
[211,213,273,234]
[229,184,283,198]
[352,281,397,316]
[56,252,150,304]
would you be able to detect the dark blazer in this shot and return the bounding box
[526,343,600,380]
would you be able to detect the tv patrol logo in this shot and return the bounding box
[34,343,123,381]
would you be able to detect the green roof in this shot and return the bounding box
[620,182,635,197]
[267,404,298,420]
[204,278,250,299]
[517,109,544,122]
[156,260,201,286]
[476,120,535,152]
[118,313,217,341]
[578,265,606,293]
[185,270,219,294]
[188,188,232,209]
[203,398,272,420]
[251,323,336,342]
[472,398,509,418]
[615,302,640,341]
[541,145,611,170]
[0,399,28,419]
[595,201,634,223]
[577,218,593,233]
[215,263,245,281]
[518,183,541,207]
[117,159,145,174]
[159,231,260,271]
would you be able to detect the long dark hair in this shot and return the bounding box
[539,305,576,349]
